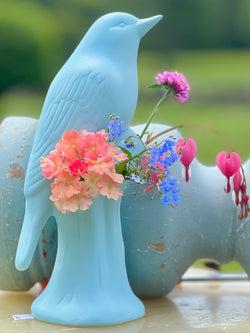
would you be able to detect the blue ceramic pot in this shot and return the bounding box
[121,124,250,297]
[2,119,250,299]
[0,117,57,291]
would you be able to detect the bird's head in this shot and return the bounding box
[81,12,163,62]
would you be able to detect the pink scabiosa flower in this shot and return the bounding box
[216,151,241,193]
[176,138,197,182]
[155,71,190,103]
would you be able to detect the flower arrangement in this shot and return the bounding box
[41,70,249,219]
[41,129,127,213]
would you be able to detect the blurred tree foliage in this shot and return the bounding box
[0,0,64,92]
[0,0,250,93]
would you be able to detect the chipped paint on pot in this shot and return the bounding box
[0,117,57,291]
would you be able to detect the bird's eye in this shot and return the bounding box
[119,22,126,28]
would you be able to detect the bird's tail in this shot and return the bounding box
[15,183,53,271]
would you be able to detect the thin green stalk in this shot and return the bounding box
[146,123,235,152]
[139,88,171,139]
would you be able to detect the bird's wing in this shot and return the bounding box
[15,66,116,271]
[25,67,114,196]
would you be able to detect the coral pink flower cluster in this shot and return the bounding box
[216,151,249,219]
[155,71,190,103]
[41,130,127,213]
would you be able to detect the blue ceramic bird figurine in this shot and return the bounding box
[15,13,162,270]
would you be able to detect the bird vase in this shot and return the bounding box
[15,12,162,326]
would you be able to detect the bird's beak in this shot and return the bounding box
[136,15,163,38]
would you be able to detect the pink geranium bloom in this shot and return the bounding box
[216,151,241,193]
[86,153,115,175]
[56,130,81,161]
[83,171,101,198]
[176,138,197,182]
[105,166,125,184]
[69,159,88,176]
[42,128,126,213]
[41,150,68,179]
[96,175,123,200]
[155,71,190,103]
[51,172,82,199]
[79,132,108,159]
[106,142,127,162]
[51,182,93,214]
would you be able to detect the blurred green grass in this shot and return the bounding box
[135,49,250,165]
[0,49,249,166]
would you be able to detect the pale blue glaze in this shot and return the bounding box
[15,12,162,325]
[0,117,57,291]
[32,197,144,326]
[121,124,250,297]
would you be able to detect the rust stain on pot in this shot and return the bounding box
[0,193,4,199]
[0,141,2,148]
[13,127,19,137]
[6,184,12,191]
[160,236,164,240]
[42,248,47,259]
[16,219,20,223]
[16,155,24,160]
[160,264,165,269]
[13,239,18,243]
[7,163,24,180]
[147,242,166,253]
[42,239,48,244]
[5,217,10,223]
[23,131,29,136]
[34,121,39,127]
[42,227,46,235]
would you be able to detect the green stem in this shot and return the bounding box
[146,123,235,152]
[139,88,171,140]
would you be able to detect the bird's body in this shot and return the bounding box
[16,12,162,271]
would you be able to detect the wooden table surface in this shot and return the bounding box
[1,280,250,333]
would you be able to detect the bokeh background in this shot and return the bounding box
[0,0,249,272]
[1,0,250,163]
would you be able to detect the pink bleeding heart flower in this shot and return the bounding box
[216,151,241,193]
[233,170,242,205]
[239,194,249,219]
[176,138,197,182]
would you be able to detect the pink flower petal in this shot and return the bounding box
[216,152,241,179]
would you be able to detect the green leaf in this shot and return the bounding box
[115,160,129,176]
[118,146,133,159]
[148,84,162,89]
